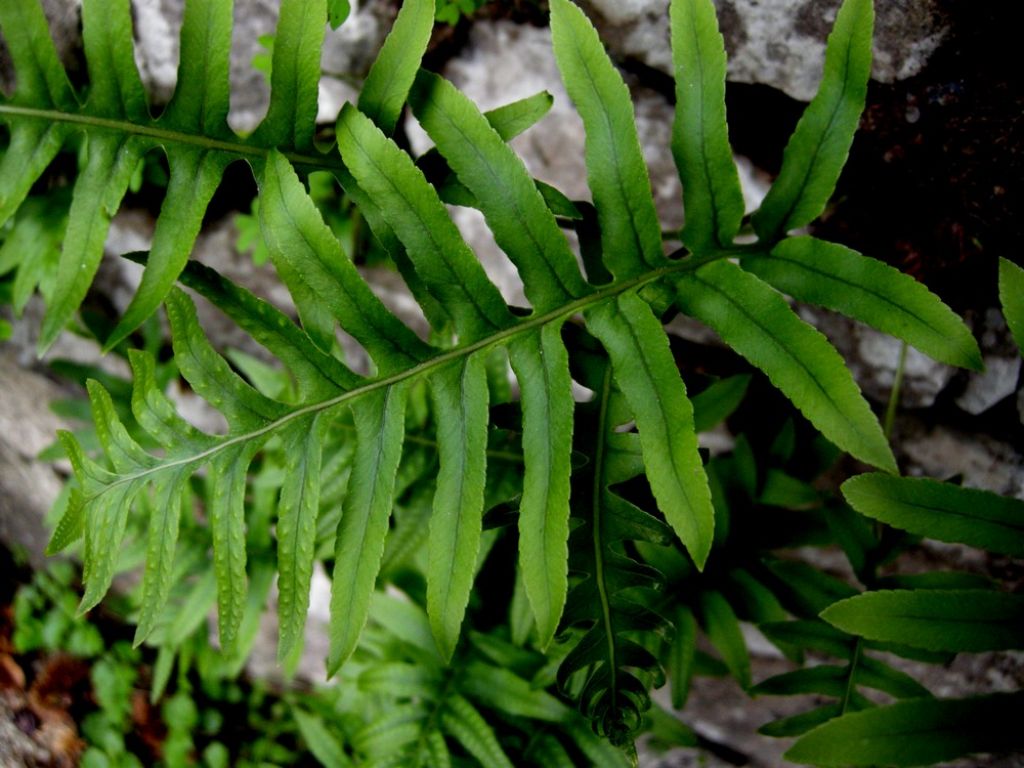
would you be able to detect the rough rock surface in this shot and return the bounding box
[0,348,69,569]
[580,0,951,102]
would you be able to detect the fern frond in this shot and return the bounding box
[38,0,987,728]
[555,351,674,747]
[0,0,351,353]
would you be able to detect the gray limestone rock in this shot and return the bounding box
[798,306,958,409]
[579,0,950,102]
[0,348,69,569]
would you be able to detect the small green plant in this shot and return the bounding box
[1,0,1022,764]
[435,0,488,25]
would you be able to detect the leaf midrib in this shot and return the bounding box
[80,248,744,506]
[0,103,341,170]
[851,486,1024,533]
[690,268,880,453]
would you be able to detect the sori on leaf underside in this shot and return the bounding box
[0,0,982,736]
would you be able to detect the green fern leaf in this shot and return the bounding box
[558,358,674,746]
[260,149,432,366]
[666,604,697,709]
[458,661,571,722]
[508,326,574,649]
[276,415,328,662]
[550,0,664,279]
[42,133,145,352]
[999,257,1024,354]
[133,469,189,646]
[427,356,490,661]
[671,0,745,253]
[336,103,514,341]
[110,148,230,350]
[753,0,874,241]
[785,692,1024,767]
[675,260,897,472]
[440,694,515,768]
[821,590,1024,652]
[699,589,751,689]
[407,68,590,311]
[252,0,325,151]
[328,387,408,674]
[294,707,353,768]
[842,473,1024,558]
[358,0,435,136]
[0,0,349,351]
[585,294,714,567]
[746,237,983,370]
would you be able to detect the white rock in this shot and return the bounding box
[581,0,950,102]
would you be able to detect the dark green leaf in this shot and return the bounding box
[427,356,489,661]
[509,325,574,647]
[671,0,745,252]
[786,692,1024,766]
[745,238,982,370]
[585,293,714,567]
[999,257,1024,355]
[327,0,351,29]
[753,0,873,241]
[676,260,896,472]
[822,589,1024,652]
[842,473,1024,558]
[700,590,751,688]
[358,0,434,135]
[294,708,352,767]
[328,387,407,674]
[691,374,751,432]
[550,0,664,278]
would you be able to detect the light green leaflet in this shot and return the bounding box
[427,356,490,661]
[842,473,1024,557]
[786,692,1024,767]
[252,0,325,151]
[42,132,144,352]
[821,589,1024,652]
[260,150,433,370]
[746,237,983,370]
[408,68,590,312]
[753,0,873,242]
[671,0,745,253]
[676,260,897,473]
[358,0,434,136]
[328,387,408,674]
[276,415,328,663]
[336,103,514,342]
[508,325,574,649]
[585,294,715,567]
